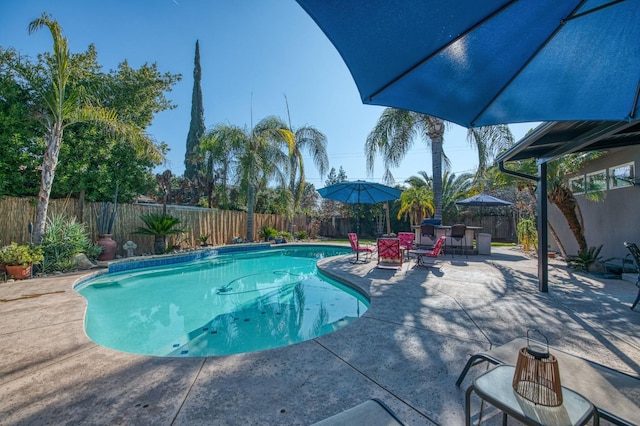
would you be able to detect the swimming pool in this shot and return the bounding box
[76,245,368,357]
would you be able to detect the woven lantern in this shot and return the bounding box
[512,330,563,407]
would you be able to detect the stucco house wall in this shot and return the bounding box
[548,146,640,261]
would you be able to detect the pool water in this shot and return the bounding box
[77,246,368,357]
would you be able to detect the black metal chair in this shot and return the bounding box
[420,223,436,248]
[623,242,640,310]
[449,224,467,258]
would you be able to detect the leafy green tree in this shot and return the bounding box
[320,166,348,218]
[9,13,163,243]
[0,49,43,197]
[185,40,205,181]
[365,108,513,220]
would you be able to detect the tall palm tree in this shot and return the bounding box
[16,13,161,243]
[283,101,329,235]
[366,108,513,221]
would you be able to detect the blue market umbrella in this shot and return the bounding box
[456,193,512,227]
[318,181,402,258]
[295,0,640,127]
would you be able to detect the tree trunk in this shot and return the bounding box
[431,133,444,220]
[33,125,63,244]
[154,236,166,255]
[247,185,255,242]
[548,186,587,253]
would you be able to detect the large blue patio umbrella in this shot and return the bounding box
[295,0,640,127]
[317,180,402,249]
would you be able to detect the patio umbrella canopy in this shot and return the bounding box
[317,180,402,250]
[456,193,512,227]
[295,0,640,127]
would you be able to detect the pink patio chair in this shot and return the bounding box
[377,238,403,269]
[347,233,376,263]
[398,232,415,261]
[413,236,446,267]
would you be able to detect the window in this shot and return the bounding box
[609,162,634,189]
[586,170,606,193]
[568,176,585,194]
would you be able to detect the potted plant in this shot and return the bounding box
[0,242,44,280]
[199,234,211,247]
[134,214,185,255]
[95,185,119,261]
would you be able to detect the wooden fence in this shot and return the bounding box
[0,197,308,257]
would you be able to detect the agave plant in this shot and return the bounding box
[134,214,185,254]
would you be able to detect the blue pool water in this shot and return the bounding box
[76,245,368,357]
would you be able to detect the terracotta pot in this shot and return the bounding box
[97,234,117,261]
[6,264,31,280]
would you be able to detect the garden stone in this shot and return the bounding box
[72,253,94,270]
[123,240,137,258]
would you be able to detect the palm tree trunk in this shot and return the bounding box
[33,125,63,244]
[247,185,255,242]
[431,134,444,220]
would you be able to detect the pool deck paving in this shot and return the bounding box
[0,246,639,425]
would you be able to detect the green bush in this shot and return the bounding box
[0,242,44,267]
[567,245,603,272]
[295,231,308,240]
[41,214,96,272]
[517,219,538,252]
[134,214,185,254]
[258,226,278,242]
[278,231,292,240]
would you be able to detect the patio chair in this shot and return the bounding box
[449,224,467,258]
[419,223,437,248]
[413,236,446,267]
[397,232,415,260]
[377,238,403,269]
[623,242,640,310]
[347,233,376,263]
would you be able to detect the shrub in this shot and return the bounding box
[278,231,292,240]
[517,219,538,252]
[295,231,308,240]
[258,226,278,242]
[134,214,185,254]
[41,214,96,272]
[567,245,603,272]
[0,242,44,267]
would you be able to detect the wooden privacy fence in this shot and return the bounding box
[0,197,308,257]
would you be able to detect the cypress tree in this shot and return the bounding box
[185,40,205,180]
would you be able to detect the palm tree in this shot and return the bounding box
[365,108,513,221]
[495,152,603,256]
[206,118,292,241]
[200,124,241,208]
[283,101,329,236]
[15,13,161,243]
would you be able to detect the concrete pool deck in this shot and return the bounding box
[1,246,639,425]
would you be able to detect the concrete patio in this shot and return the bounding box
[1,247,638,425]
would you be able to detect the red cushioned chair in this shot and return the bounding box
[347,233,376,263]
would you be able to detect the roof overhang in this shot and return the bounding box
[496,120,640,164]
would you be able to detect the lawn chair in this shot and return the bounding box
[347,233,376,263]
[623,242,640,310]
[397,232,415,261]
[377,238,403,269]
[412,236,446,267]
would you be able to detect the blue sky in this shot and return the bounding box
[1,0,538,188]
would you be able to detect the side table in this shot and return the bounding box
[465,365,598,426]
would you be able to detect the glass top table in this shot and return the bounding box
[465,365,598,426]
